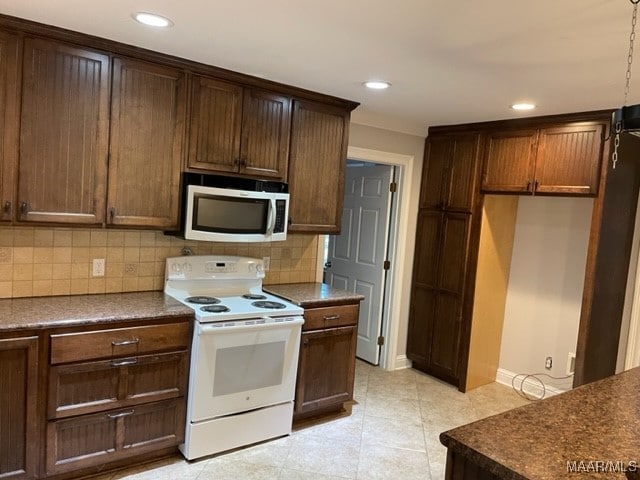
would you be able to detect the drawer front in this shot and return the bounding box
[46,398,185,475]
[48,351,188,419]
[50,322,191,364]
[303,304,358,331]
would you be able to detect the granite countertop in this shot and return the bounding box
[440,367,640,480]
[263,282,364,308]
[0,291,194,330]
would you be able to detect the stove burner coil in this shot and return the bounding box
[185,296,220,305]
[252,300,286,309]
[200,305,231,313]
[242,293,268,300]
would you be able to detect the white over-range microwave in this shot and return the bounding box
[184,184,289,242]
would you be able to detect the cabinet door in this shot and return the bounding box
[187,76,242,173]
[407,212,471,386]
[420,136,450,209]
[428,213,471,383]
[446,134,480,212]
[481,129,537,193]
[46,398,185,475]
[19,38,109,224]
[421,134,480,212]
[108,58,186,228]
[0,336,38,480]
[294,325,356,416]
[534,123,604,195]
[0,32,19,223]
[288,100,349,233]
[240,89,291,179]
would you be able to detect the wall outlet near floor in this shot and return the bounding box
[566,352,576,375]
[92,258,105,277]
[545,356,553,370]
[262,256,270,271]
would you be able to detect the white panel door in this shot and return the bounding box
[326,163,394,364]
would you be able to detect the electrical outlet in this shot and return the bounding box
[262,256,271,271]
[545,356,553,370]
[566,352,576,375]
[92,258,105,277]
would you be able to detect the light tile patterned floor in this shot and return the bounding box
[96,361,529,480]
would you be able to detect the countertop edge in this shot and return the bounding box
[439,432,528,480]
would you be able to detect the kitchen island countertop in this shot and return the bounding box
[263,282,364,308]
[0,291,193,330]
[440,366,640,479]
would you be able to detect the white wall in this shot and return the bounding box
[498,196,593,388]
[347,123,425,369]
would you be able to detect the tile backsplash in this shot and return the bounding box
[0,227,319,299]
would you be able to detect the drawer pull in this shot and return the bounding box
[106,409,135,419]
[110,358,138,367]
[323,315,341,321]
[111,338,139,347]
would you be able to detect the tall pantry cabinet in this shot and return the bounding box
[409,111,640,392]
[406,133,482,386]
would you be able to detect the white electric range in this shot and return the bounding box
[164,255,304,460]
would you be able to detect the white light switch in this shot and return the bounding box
[263,256,271,271]
[92,258,105,277]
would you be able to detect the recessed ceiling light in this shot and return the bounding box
[363,81,391,90]
[510,102,536,111]
[132,12,174,28]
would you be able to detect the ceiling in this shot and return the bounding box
[0,0,636,137]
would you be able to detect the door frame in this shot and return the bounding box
[316,146,415,371]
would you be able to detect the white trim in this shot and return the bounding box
[625,192,640,370]
[346,146,415,371]
[315,237,325,283]
[495,368,568,399]
[394,355,412,370]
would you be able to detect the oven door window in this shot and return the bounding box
[193,194,268,234]
[190,322,301,422]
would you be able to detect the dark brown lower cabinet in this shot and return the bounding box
[46,399,185,475]
[0,335,38,480]
[407,209,472,387]
[294,303,359,420]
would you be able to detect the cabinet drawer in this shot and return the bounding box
[48,351,188,419]
[50,322,191,364]
[303,304,358,331]
[46,398,185,475]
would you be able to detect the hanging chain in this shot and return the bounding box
[624,1,638,105]
[614,0,640,169]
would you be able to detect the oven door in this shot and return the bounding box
[189,317,303,422]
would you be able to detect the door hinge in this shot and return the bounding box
[383,260,391,270]
[389,182,397,193]
[377,336,385,346]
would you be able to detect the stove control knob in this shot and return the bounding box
[248,264,255,272]
[256,264,264,275]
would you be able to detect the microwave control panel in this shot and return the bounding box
[274,200,286,233]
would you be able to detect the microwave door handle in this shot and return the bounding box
[266,198,276,236]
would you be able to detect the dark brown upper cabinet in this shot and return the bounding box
[18,37,110,225]
[0,32,19,223]
[187,76,291,180]
[420,133,481,213]
[107,57,186,229]
[481,122,605,196]
[288,100,349,233]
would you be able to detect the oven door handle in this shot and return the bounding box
[198,316,304,335]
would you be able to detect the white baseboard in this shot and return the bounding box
[495,368,568,399]
[394,355,412,370]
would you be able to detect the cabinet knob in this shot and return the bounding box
[526,179,532,192]
[303,338,309,347]
[233,158,241,167]
[20,201,28,216]
[3,201,10,215]
[239,157,247,168]
[109,207,116,222]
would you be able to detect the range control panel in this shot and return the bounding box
[165,255,265,280]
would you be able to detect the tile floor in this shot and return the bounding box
[95,361,530,480]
